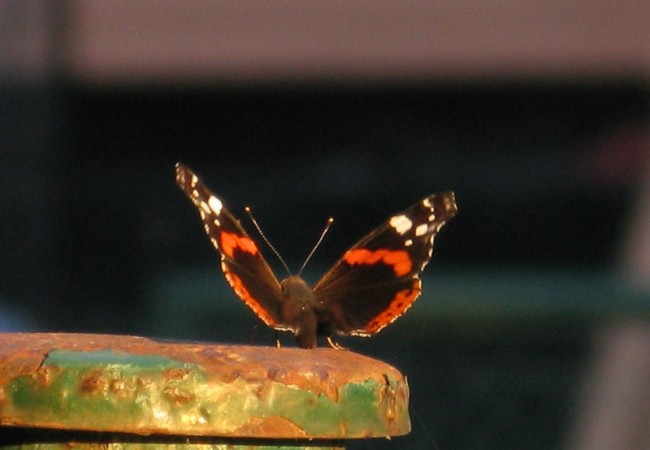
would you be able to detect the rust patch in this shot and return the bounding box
[164,367,190,381]
[215,369,241,384]
[266,366,287,381]
[79,370,107,395]
[236,415,307,437]
[163,386,194,406]
[32,364,60,387]
[109,378,133,398]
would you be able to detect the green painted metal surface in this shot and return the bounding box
[5,350,403,437]
[0,333,409,448]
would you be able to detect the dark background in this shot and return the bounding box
[3,81,648,449]
[2,3,650,449]
[59,82,644,333]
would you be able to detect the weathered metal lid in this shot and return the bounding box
[0,333,409,440]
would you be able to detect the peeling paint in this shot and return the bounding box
[0,333,410,443]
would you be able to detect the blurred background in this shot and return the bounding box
[1,1,649,449]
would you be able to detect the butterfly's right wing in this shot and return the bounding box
[175,163,290,330]
[313,193,457,336]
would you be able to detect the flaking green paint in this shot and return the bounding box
[4,349,407,439]
[9,350,204,430]
[45,349,189,369]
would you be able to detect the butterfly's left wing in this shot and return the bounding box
[313,193,457,336]
[175,163,289,331]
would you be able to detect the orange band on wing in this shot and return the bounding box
[220,231,258,259]
[364,280,421,333]
[343,248,412,276]
[224,270,276,326]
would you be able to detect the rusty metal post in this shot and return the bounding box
[0,333,410,449]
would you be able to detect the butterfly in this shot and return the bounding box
[175,163,457,349]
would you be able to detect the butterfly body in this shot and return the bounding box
[175,163,457,349]
[279,275,318,348]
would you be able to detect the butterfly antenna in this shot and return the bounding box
[298,217,334,276]
[245,206,292,275]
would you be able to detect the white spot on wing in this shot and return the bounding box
[405,239,413,246]
[415,223,429,237]
[208,196,223,214]
[390,215,412,235]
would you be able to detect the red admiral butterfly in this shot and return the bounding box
[175,163,457,349]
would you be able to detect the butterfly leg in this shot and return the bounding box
[326,336,347,350]
[274,331,282,348]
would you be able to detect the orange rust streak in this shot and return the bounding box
[226,271,276,326]
[343,249,412,276]
[220,231,258,259]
